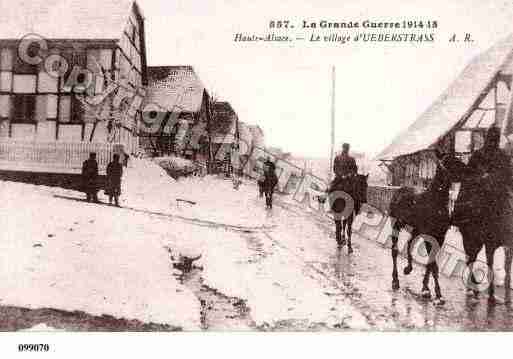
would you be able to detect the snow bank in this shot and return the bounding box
[1,160,369,330]
[154,156,198,179]
[122,158,268,227]
[0,180,201,330]
[154,156,195,170]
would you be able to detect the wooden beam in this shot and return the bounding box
[497,73,513,90]
[500,73,513,147]
[449,72,500,141]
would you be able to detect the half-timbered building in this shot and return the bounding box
[0,0,147,179]
[369,35,513,212]
[378,35,513,189]
[141,65,210,161]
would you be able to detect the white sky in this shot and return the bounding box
[138,0,513,158]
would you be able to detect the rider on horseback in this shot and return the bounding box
[452,126,513,301]
[333,143,358,180]
[331,143,359,246]
[453,126,513,225]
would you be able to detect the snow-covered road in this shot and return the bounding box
[261,196,513,330]
[2,158,513,331]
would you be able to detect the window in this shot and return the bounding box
[0,48,13,71]
[0,118,8,137]
[33,95,58,122]
[38,71,58,93]
[99,49,113,70]
[0,95,10,117]
[12,94,36,123]
[12,74,37,93]
[59,95,84,124]
[35,95,47,122]
[47,95,57,119]
[455,131,472,153]
[59,96,70,122]
[0,71,12,91]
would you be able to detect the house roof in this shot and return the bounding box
[377,34,513,161]
[248,125,264,138]
[0,0,137,40]
[146,66,206,114]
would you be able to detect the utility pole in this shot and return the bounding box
[329,66,336,182]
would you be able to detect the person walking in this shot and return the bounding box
[263,159,278,209]
[82,152,99,203]
[257,171,266,198]
[105,153,124,207]
[231,143,242,189]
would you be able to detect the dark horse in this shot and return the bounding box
[389,152,464,305]
[327,174,369,253]
[452,128,513,303]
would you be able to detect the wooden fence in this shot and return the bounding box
[367,185,459,216]
[0,140,116,174]
[367,185,401,214]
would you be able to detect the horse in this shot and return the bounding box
[389,152,465,305]
[452,155,513,303]
[325,173,369,253]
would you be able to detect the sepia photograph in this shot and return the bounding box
[2,0,513,356]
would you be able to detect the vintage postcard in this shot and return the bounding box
[1,0,513,356]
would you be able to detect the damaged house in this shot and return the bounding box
[141,65,210,163]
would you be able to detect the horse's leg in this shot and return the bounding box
[403,230,417,275]
[465,256,481,298]
[462,228,483,298]
[347,214,354,254]
[421,240,434,298]
[485,244,497,302]
[432,262,445,305]
[504,246,512,304]
[266,190,272,209]
[391,221,401,290]
[427,237,444,304]
[421,263,432,298]
[335,219,343,246]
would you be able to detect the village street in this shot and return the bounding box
[1,158,513,331]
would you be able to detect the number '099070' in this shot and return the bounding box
[18,344,50,352]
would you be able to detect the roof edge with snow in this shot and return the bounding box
[377,34,513,161]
